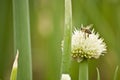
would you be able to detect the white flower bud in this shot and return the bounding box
[61,74,71,80]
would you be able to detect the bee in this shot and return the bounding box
[80,24,92,38]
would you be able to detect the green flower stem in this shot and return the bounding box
[61,0,72,73]
[79,60,88,80]
[12,0,32,80]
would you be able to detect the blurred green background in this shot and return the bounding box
[0,0,120,80]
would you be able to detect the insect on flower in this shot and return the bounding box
[71,24,107,62]
[80,24,93,38]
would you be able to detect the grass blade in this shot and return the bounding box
[61,0,72,74]
[10,50,19,80]
[12,0,32,79]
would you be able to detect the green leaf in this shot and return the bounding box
[114,66,119,80]
[61,0,72,74]
[96,68,100,80]
[12,0,32,79]
[10,50,19,80]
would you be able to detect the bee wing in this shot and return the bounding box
[86,24,93,29]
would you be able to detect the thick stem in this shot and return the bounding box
[79,60,88,80]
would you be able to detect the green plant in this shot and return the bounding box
[12,0,32,79]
